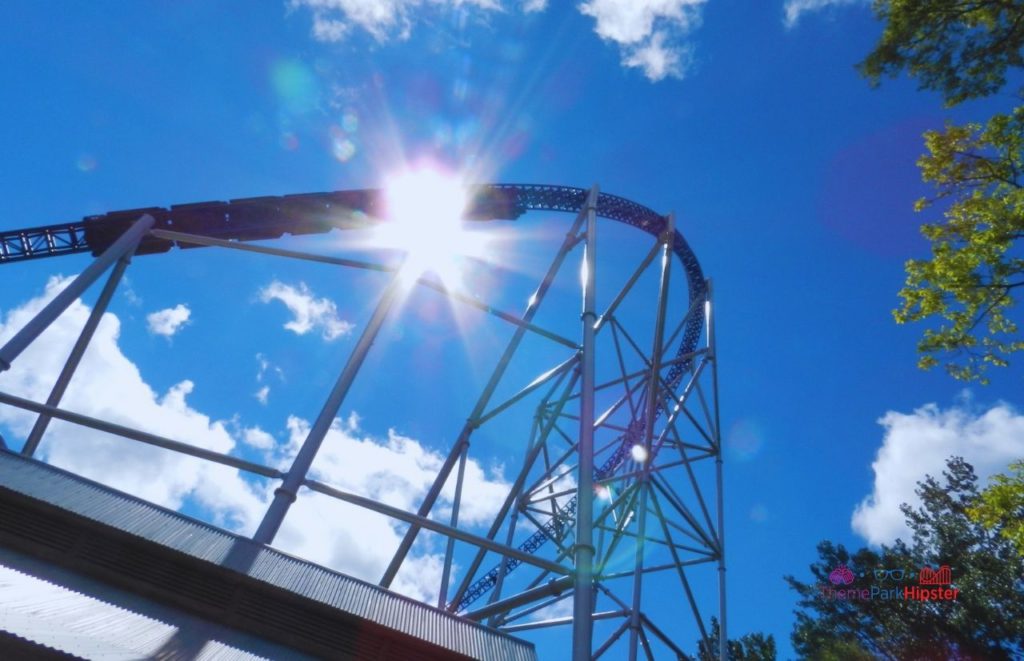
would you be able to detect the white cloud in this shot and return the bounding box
[622,30,688,81]
[312,15,349,41]
[1,279,504,598]
[281,414,509,526]
[258,280,354,341]
[0,276,510,602]
[290,0,504,43]
[783,0,864,29]
[255,353,284,382]
[0,277,263,530]
[290,0,705,81]
[243,426,277,450]
[579,0,706,81]
[122,278,142,306]
[253,353,282,405]
[145,304,191,337]
[273,414,511,600]
[852,400,1024,546]
[526,594,573,622]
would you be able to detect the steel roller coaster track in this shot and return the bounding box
[0,183,709,617]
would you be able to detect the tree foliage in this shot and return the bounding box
[968,459,1024,556]
[786,457,1024,659]
[859,0,1024,106]
[691,617,776,660]
[897,106,1024,382]
[859,0,1024,381]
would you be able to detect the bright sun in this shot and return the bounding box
[375,167,487,288]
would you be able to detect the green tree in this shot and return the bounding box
[859,0,1024,106]
[968,459,1024,557]
[786,457,1024,659]
[897,107,1024,382]
[858,0,1024,382]
[691,617,776,660]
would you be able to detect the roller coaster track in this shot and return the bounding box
[0,184,706,613]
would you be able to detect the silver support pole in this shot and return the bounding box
[153,228,576,349]
[487,502,522,625]
[449,369,580,611]
[438,442,468,608]
[639,614,690,660]
[628,214,673,660]
[0,214,155,372]
[381,207,588,588]
[150,228,389,272]
[505,610,625,634]
[303,478,571,576]
[253,270,405,545]
[0,390,281,478]
[465,576,573,622]
[593,619,631,659]
[22,253,133,457]
[572,185,599,661]
[708,280,727,661]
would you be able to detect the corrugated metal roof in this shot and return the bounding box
[0,560,294,660]
[0,451,536,661]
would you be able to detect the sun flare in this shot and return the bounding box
[375,167,489,288]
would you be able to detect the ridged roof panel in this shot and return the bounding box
[0,451,536,661]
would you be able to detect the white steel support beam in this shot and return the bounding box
[448,368,581,611]
[438,442,469,608]
[302,478,572,576]
[0,214,155,372]
[152,228,577,349]
[253,269,406,545]
[381,204,588,589]
[709,280,727,661]
[572,185,599,661]
[22,250,134,457]
[0,390,281,478]
[628,214,674,660]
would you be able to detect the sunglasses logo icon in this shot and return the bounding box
[873,569,905,581]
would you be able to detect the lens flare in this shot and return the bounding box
[630,444,649,463]
[76,155,98,172]
[375,167,489,288]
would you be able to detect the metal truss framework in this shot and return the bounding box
[0,222,90,263]
[0,184,726,660]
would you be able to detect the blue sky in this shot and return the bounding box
[1,1,1023,658]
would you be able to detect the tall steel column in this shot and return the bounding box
[253,269,406,545]
[628,213,673,660]
[572,185,598,661]
[709,280,727,661]
[21,253,133,457]
[380,206,588,589]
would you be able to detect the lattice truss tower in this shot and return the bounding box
[0,184,726,660]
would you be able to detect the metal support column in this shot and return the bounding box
[438,442,468,608]
[628,214,673,660]
[253,269,405,545]
[381,206,587,588]
[708,280,727,661]
[22,252,134,457]
[572,185,599,661]
[0,215,155,372]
